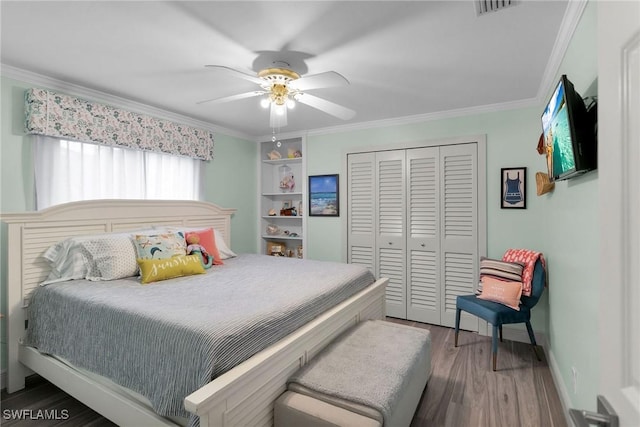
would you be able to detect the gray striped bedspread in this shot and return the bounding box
[25,254,375,424]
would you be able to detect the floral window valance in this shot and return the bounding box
[24,88,214,161]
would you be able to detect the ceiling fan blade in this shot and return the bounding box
[204,65,265,86]
[296,93,356,120]
[289,71,350,91]
[270,103,288,128]
[196,91,265,105]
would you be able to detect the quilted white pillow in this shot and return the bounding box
[81,235,139,281]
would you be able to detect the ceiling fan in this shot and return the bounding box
[198,61,356,128]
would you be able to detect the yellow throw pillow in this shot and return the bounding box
[137,255,205,284]
[477,276,523,310]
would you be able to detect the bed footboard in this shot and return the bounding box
[185,277,387,427]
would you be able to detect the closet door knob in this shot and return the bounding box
[421,243,426,247]
[388,242,393,245]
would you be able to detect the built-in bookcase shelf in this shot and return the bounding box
[259,137,306,257]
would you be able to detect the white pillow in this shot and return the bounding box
[41,238,91,285]
[214,229,237,259]
[81,234,139,281]
[40,229,156,285]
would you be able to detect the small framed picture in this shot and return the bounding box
[266,240,287,256]
[501,167,527,209]
[309,174,339,217]
[281,200,292,210]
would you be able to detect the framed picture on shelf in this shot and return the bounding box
[501,167,527,209]
[281,200,292,210]
[266,241,286,256]
[309,174,339,217]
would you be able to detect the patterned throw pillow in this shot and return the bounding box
[478,256,524,293]
[477,276,523,310]
[133,232,187,260]
[137,255,205,284]
[502,249,546,297]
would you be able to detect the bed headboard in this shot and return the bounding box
[1,199,235,392]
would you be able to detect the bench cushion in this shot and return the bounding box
[284,320,431,427]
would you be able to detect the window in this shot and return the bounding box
[34,136,203,210]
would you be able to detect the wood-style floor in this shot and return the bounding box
[390,319,568,427]
[1,321,567,427]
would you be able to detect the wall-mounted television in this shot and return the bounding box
[541,75,597,182]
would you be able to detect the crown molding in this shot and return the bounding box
[536,0,589,104]
[0,64,253,141]
[302,1,588,139]
[257,97,537,141]
[303,97,538,138]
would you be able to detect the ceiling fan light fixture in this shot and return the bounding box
[201,63,354,129]
[257,67,300,83]
[275,105,286,116]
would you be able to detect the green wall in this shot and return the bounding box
[305,0,598,412]
[0,76,258,373]
[541,1,598,412]
[306,107,550,335]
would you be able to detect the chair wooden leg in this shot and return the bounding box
[492,324,499,371]
[454,308,461,347]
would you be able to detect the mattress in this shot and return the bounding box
[25,254,375,425]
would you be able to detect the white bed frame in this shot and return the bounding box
[1,199,387,427]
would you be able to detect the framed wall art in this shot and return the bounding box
[309,174,339,217]
[501,167,527,209]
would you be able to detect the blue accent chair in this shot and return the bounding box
[455,259,545,371]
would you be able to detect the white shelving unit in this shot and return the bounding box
[259,137,306,257]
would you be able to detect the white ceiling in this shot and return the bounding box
[1,1,572,139]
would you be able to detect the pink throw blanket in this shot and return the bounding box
[502,249,546,296]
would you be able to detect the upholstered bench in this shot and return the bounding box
[274,320,431,427]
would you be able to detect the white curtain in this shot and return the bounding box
[34,136,203,210]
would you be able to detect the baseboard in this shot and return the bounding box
[546,347,575,427]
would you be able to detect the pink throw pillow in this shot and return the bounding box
[477,276,522,310]
[185,228,224,265]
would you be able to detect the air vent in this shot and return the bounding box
[475,0,519,16]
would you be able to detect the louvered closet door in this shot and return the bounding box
[406,147,441,324]
[376,150,406,319]
[347,153,376,274]
[440,143,478,330]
